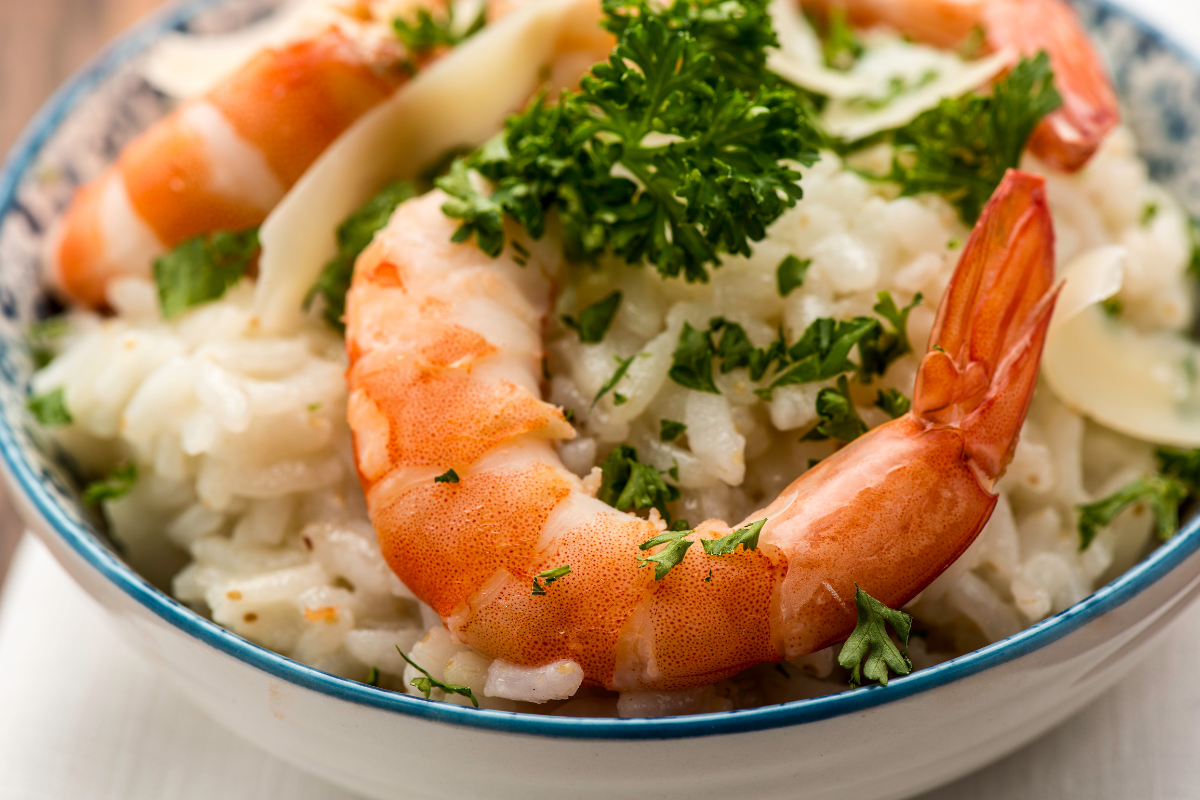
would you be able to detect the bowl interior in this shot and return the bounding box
[2,0,1200,739]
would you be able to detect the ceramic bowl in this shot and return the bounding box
[3,1,1200,798]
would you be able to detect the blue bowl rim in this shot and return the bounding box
[2,0,1199,742]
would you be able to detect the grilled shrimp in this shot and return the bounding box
[800,0,1119,172]
[343,169,1057,691]
[48,6,427,308]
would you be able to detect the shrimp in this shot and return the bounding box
[799,0,1120,172]
[47,7,426,309]
[343,168,1056,691]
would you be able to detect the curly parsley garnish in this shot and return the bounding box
[701,518,766,555]
[82,464,137,505]
[532,565,572,595]
[306,181,418,331]
[838,585,913,688]
[437,0,819,282]
[637,528,694,580]
[562,291,622,343]
[396,646,478,707]
[598,445,681,520]
[153,228,260,319]
[885,53,1062,223]
[27,387,71,427]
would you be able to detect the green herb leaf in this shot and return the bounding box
[153,228,260,319]
[437,0,820,282]
[669,322,721,393]
[802,375,868,441]
[1077,475,1186,550]
[776,254,810,297]
[434,469,460,484]
[701,518,766,555]
[819,5,862,71]
[396,646,478,707]
[764,317,877,397]
[875,388,911,419]
[366,666,381,687]
[591,354,637,410]
[838,584,913,688]
[1157,446,1200,491]
[885,53,1062,223]
[532,564,572,595]
[636,528,694,580]
[562,291,623,343]
[597,445,680,520]
[28,316,69,369]
[82,463,137,505]
[1188,218,1200,282]
[393,2,486,63]
[660,419,688,442]
[27,387,72,426]
[859,291,922,380]
[1142,202,1159,226]
[306,181,418,331]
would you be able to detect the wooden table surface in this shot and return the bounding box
[0,0,170,583]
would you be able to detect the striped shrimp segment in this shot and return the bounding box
[346,169,1056,692]
[799,0,1119,171]
[50,23,410,308]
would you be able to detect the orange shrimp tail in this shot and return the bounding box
[913,169,1058,483]
[983,0,1120,171]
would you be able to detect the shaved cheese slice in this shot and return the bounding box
[766,0,871,98]
[253,0,593,333]
[142,0,349,99]
[823,45,1014,141]
[1044,246,1200,447]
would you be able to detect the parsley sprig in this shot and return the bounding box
[437,0,819,282]
[532,565,572,595]
[1076,446,1200,550]
[701,518,766,555]
[838,585,913,688]
[597,445,681,520]
[396,646,479,707]
[884,53,1062,223]
[153,228,259,319]
[637,528,694,580]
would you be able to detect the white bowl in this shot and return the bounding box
[3,1,1200,797]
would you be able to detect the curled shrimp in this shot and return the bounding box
[799,0,1120,172]
[344,168,1057,691]
[47,6,434,309]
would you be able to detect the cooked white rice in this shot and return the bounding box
[32,21,1196,717]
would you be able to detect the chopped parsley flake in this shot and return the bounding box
[591,354,637,410]
[776,254,810,297]
[885,53,1062,223]
[563,408,576,423]
[1188,218,1200,282]
[613,392,629,406]
[366,666,381,687]
[306,181,418,331]
[637,528,694,580]
[27,387,71,426]
[396,646,478,707]
[838,585,913,688]
[532,565,572,595]
[82,464,137,505]
[802,375,868,442]
[1077,475,1186,550]
[762,317,877,398]
[28,316,68,369]
[562,291,622,343]
[597,445,681,520]
[818,5,862,71]
[660,419,688,442]
[393,2,486,65]
[1142,202,1159,226]
[701,518,766,555]
[154,228,260,319]
[874,388,911,419]
[859,292,922,380]
[669,322,720,394]
[434,469,460,484]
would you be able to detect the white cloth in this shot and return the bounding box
[1,531,1200,799]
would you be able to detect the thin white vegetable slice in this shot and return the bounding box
[822,45,1014,141]
[1043,245,1200,447]
[766,0,871,98]
[252,0,592,333]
